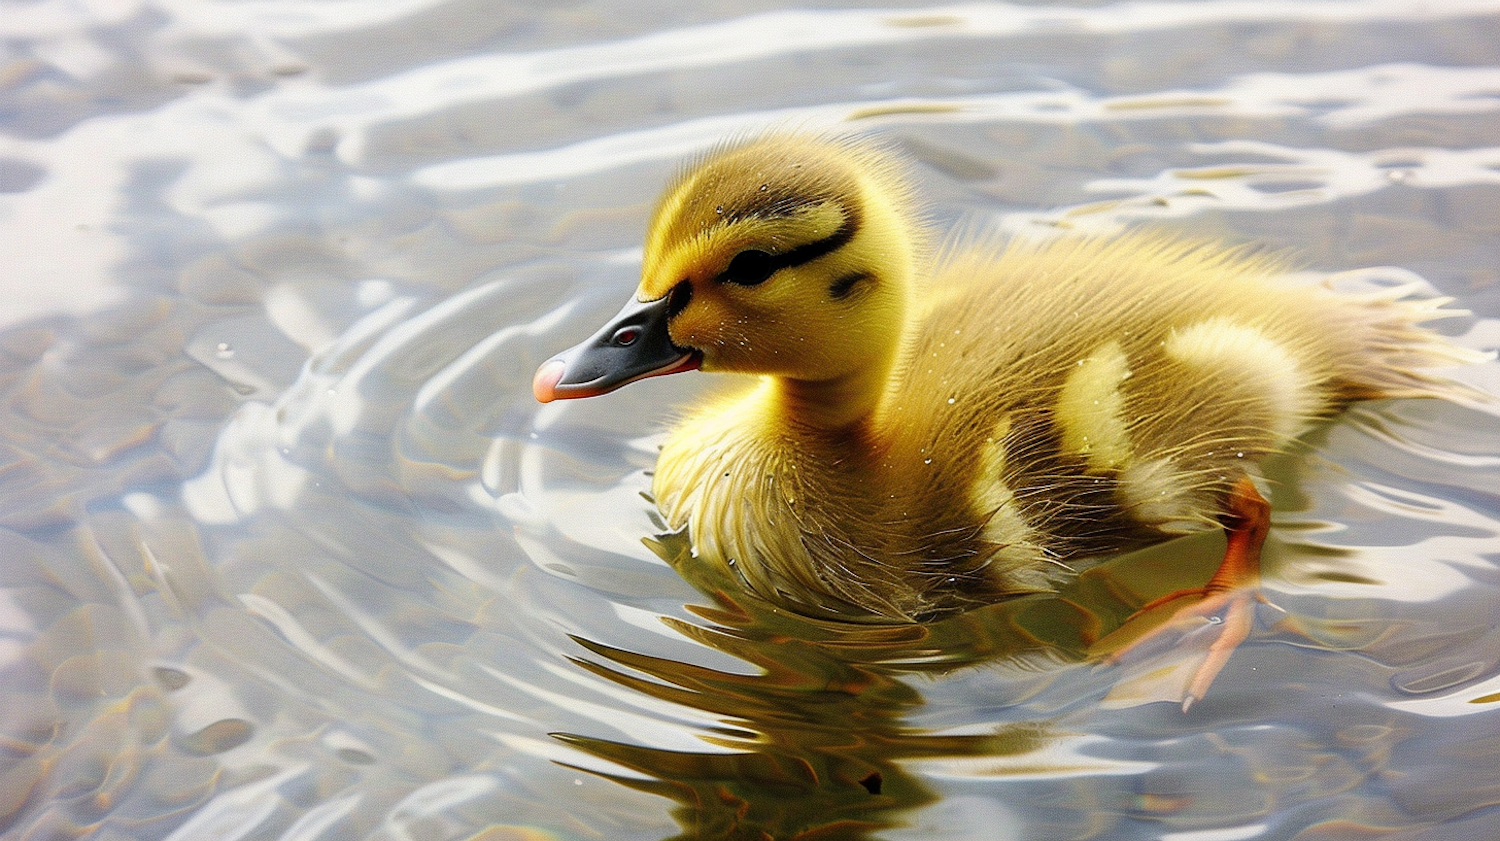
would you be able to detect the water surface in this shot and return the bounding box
[2,1,1500,839]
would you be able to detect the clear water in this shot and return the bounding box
[2,2,1500,839]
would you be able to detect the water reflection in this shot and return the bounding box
[562,543,1033,838]
[556,524,1236,838]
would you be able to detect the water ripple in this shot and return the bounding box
[2,0,1499,839]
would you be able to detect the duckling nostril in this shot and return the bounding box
[612,327,639,346]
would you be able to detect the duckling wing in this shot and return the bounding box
[890,234,1479,563]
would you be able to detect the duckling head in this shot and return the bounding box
[534,133,921,418]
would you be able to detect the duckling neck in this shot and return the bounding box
[771,361,894,431]
[769,291,911,431]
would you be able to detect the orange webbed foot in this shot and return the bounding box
[1093,477,1279,711]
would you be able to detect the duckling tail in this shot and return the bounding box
[1326,277,1494,406]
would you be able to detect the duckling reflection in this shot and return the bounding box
[554,524,1278,839]
[535,131,1484,709]
[555,529,1066,841]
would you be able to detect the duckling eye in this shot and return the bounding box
[721,249,776,286]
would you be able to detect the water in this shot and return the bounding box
[2,2,1499,839]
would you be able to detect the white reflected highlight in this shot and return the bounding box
[163,764,307,841]
[183,403,315,524]
[415,64,1500,191]
[917,734,1157,779]
[233,1,1500,162]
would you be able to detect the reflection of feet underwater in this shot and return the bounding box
[534,131,1490,709]
[1094,477,1284,711]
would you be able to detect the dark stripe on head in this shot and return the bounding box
[712,200,863,285]
[829,271,872,300]
[776,200,860,268]
[731,188,824,222]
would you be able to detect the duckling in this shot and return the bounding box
[532,132,1484,707]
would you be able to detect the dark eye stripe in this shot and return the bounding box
[714,201,862,285]
[773,201,861,270]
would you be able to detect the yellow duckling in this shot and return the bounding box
[533,132,1483,707]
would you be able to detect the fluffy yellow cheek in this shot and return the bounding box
[672,277,890,379]
[668,298,809,374]
[670,303,745,368]
[701,317,855,377]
